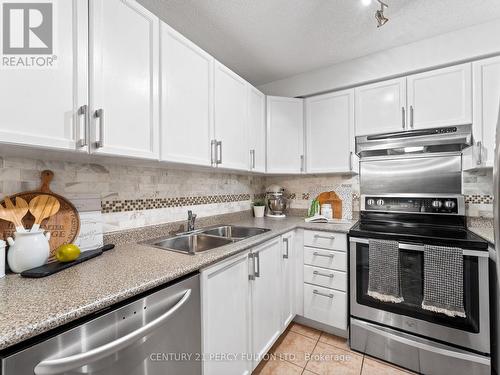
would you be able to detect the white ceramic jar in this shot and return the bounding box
[320,203,333,219]
[7,230,51,273]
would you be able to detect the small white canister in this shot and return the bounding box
[320,203,333,219]
[0,239,6,278]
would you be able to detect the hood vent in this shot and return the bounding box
[355,124,473,158]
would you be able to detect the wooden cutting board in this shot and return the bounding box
[0,170,80,259]
[317,191,343,219]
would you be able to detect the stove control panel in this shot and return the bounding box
[363,196,462,214]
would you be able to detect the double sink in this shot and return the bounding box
[145,225,270,255]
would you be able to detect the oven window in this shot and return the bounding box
[355,243,480,333]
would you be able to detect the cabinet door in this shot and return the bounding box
[281,232,295,330]
[407,63,472,130]
[251,238,282,368]
[248,86,266,173]
[355,78,406,136]
[160,23,213,166]
[266,96,304,173]
[306,89,354,173]
[214,61,249,170]
[0,0,88,151]
[472,56,500,168]
[90,0,159,159]
[201,252,251,375]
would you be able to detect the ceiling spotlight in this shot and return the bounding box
[375,0,389,28]
[361,0,372,6]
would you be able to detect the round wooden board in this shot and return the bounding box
[0,171,80,260]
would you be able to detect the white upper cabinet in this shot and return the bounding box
[471,56,500,168]
[247,87,266,173]
[306,89,354,173]
[266,96,304,174]
[0,0,88,151]
[160,23,213,166]
[407,63,472,130]
[214,62,249,170]
[89,0,159,159]
[355,78,407,136]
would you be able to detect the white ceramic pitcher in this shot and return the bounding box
[7,230,51,273]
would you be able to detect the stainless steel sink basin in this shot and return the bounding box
[200,225,270,240]
[147,234,233,254]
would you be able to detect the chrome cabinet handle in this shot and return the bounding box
[313,270,334,278]
[312,251,335,258]
[254,252,260,278]
[34,289,192,375]
[476,141,482,166]
[248,253,255,280]
[410,105,414,129]
[77,105,89,148]
[210,139,217,166]
[313,289,334,299]
[401,107,406,129]
[349,151,353,171]
[216,141,222,165]
[300,155,304,172]
[283,237,289,259]
[94,108,104,148]
[314,234,335,240]
[250,149,256,169]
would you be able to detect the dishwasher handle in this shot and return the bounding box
[34,289,192,375]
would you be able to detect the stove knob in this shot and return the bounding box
[367,199,375,206]
[431,200,442,208]
[444,200,456,209]
[376,199,385,206]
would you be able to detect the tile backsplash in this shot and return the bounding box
[0,156,494,233]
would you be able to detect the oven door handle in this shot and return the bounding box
[349,237,489,258]
[353,319,491,365]
[34,289,192,375]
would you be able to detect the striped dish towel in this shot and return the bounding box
[422,244,466,318]
[368,239,404,303]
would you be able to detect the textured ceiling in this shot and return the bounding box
[138,0,500,85]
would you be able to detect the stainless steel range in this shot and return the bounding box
[349,125,490,375]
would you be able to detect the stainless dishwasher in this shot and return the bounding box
[1,274,201,375]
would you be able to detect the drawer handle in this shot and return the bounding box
[313,252,334,258]
[314,234,336,240]
[313,290,334,299]
[313,270,334,278]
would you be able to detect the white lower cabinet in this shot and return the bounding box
[201,251,251,375]
[302,230,348,331]
[201,234,296,374]
[281,232,295,330]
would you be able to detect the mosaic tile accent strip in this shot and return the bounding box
[101,194,251,213]
[465,195,493,204]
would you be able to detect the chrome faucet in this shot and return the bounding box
[187,210,197,232]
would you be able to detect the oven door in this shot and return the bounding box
[349,237,490,354]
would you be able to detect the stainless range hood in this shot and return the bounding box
[355,124,473,158]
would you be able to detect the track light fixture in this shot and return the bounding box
[375,0,389,28]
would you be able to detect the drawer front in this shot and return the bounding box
[304,231,347,251]
[303,247,347,271]
[303,265,347,291]
[304,284,347,330]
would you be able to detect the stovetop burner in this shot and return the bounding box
[349,194,488,250]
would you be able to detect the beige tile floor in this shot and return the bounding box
[253,322,416,375]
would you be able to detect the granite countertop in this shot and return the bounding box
[467,217,495,246]
[0,216,355,351]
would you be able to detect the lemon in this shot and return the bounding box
[55,244,81,262]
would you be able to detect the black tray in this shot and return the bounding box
[21,244,115,278]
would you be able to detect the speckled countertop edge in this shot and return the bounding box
[467,217,495,246]
[0,215,355,351]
